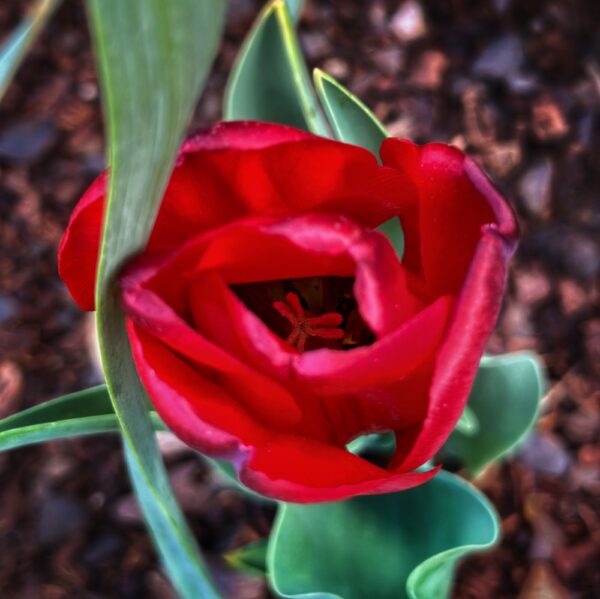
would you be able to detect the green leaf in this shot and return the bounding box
[442,351,544,475]
[346,432,396,465]
[454,405,479,437]
[225,539,268,577]
[87,1,225,598]
[313,70,404,261]
[0,0,60,102]
[285,0,304,22]
[224,0,328,135]
[0,386,166,452]
[207,457,275,503]
[376,217,405,261]
[313,68,387,158]
[268,471,499,599]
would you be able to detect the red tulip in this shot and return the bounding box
[59,121,517,502]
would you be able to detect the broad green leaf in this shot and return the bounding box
[285,0,304,22]
[225,539,269,577]
[377,217,405,261]
[347,432,396,465]
[268,471,499,599]
[313,68,387,158]
[87,1,225,597]
[313,70,404,261]
[0,386,166,452]
[224,0,328,135]
[345,407,477,469]
[454,405,479,437]
[0,0,60,101]
[207,457,275,503]
[442,351,544,475]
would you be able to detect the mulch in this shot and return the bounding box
[0,0,598,597]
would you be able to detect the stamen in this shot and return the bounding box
[273,292,345,352]
[309,328,345,339]
[285,292,305,320]
[305,312,344,327]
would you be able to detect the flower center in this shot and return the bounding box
[231,277,375,353]
[273,292,344,352]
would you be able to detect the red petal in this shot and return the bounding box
[181,120,314,151]
[380,139,518,297]
[394,226,517,471]
[249,215,428,336]
[188,270,294,378]
[57,173,106,311]
[127,214,428,382]
[121,264,303,432]
[128,321,438,502]
[376,143,519,470]
[294,295,452,393]
[121,213,437,445]
[59,122,415,311]
[241,440,440,503]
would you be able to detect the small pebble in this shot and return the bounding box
[518,432,571,477]
[410,50,448,90]
[322,58,349,80]
[513,268,552,305]
[300,31,330,61]
[390,0,426,43]
[0,360,23,418]
[557,279,592,316]
[473,34,524,83]
[583,319,600,377]
[517,561,569,599]
[532,96,570,141]
[36,494,87,546]
[519,159,553,219]
[0,120,57,163]
[0,294,17,325]
[371,48,404,77]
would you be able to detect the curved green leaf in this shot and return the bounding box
[207,457,275,503]
[346,432,396,466]
[454,405,479,437]
[0,0,60,101]
[268,471,499,599]
[225,538,269,577]
[224,0,328,135]
[0,386,166,452]
[313,68,387,158]
[376,217,405,261]
[285,0,304,23]
[88,1,225,597]
[442,351,544,475]
[313,70,406,262]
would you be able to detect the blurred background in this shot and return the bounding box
[0,0,599,597]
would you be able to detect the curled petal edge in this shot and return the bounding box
[127,321,439,503]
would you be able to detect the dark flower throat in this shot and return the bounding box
[231,277,375,353]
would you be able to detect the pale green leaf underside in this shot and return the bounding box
[312,70,406,261]
[454,405,479,436]
[0,0,60,102]
[285,0,304,23]
[442,351,544,474]
[376,216,405,261]
[225,538,270,577]
[348,352,541,471]
[313,68,387,158]
[0,386,166,452]
[224,0,328,135]
[268,470,499,599]
[88,1,225,597]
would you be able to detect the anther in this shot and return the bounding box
[273,292,344,352]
